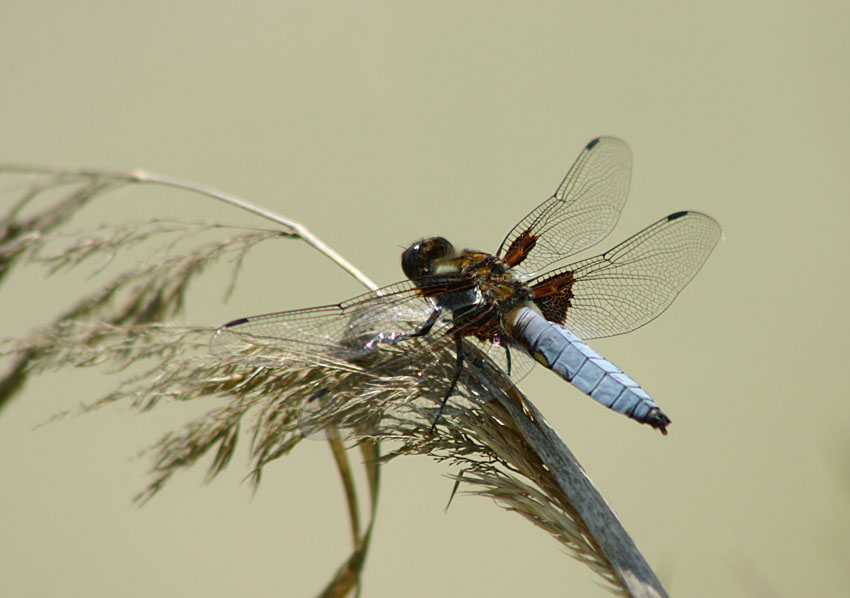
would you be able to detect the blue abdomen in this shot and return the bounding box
[504,306,670,433]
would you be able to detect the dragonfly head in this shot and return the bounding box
[402,237,455,280]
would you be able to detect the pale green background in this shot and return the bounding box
[1,2,848,596]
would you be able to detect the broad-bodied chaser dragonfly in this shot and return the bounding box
[211,137,721,434]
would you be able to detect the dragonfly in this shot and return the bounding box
[211,137,721,435]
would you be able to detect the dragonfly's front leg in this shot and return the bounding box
[403,304,442,339]
[358,305,442,352]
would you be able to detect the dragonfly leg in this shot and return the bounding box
[429,336,465,434]
[403,305,442,339]
[504,343,513,377]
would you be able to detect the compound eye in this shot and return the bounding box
[401,237,454,280]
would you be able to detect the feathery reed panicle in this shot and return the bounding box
[0,163,667,597]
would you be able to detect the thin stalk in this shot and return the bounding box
[128,171,378,291]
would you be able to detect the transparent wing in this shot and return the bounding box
[496,136,632,276]
[210,278,506,439]
[530,211,721,340]
[210,281,445,370]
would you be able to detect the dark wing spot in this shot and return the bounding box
[667,210,689,221]
[224,317,250,327]
[586,137,601,150]
[307,388,330,403]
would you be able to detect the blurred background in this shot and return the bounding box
[1,1,848,596]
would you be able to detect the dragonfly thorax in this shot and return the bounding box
[460,252,534,313]
[405,238,535,319]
